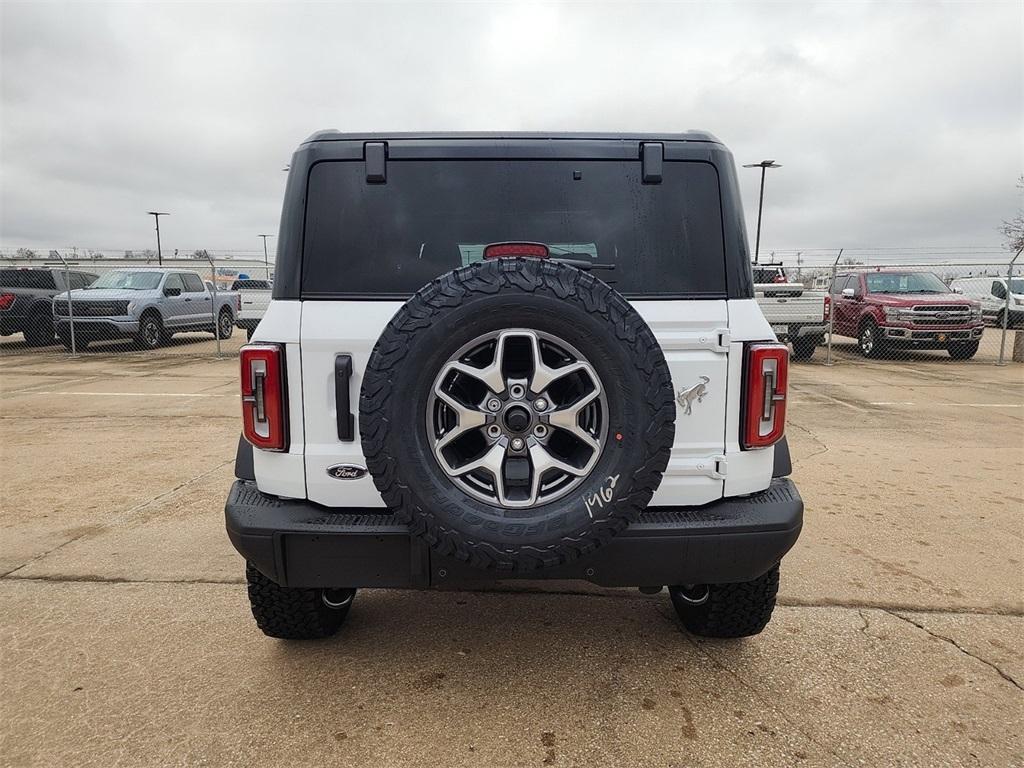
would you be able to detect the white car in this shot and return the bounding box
[950,276,1024,328]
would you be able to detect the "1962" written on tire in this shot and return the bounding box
[583,474,620,519]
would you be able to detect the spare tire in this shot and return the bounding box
[360,258,675,572]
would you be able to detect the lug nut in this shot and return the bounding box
[487,425,501,438]
[533,424,548,438]
[509,384,525,399]
[487,398,501,412]
[534,397,548,411]
[510,437,525,451]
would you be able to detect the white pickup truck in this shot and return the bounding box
[231,279,272,339]
[753,264,829,360]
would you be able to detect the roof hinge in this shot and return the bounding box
[364,141,387,184]
[640,142,663,184]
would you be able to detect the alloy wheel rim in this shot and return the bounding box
[426,328,608,509]
[861,327,873,353]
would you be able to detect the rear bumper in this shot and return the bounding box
[0,317,26,335]
[224,478,803,589]
[770,323,827,341]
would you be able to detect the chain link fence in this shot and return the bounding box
[812,260,1024,367]
[2,249,1022,366]
[0,253,272,358]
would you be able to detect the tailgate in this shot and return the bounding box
[756,289,826,325]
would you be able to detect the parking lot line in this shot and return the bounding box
[22,391,236,398]
[869,401,1022,408]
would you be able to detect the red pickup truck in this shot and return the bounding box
[830,270,984,359]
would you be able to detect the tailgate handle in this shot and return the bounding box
[335,355,355,441]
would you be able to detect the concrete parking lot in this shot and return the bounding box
[1,344,1022,767]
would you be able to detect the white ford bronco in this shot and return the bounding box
[226,132,802,640]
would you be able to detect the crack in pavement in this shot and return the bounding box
[857,609,871,637]
[3,575,244,585]
[886,610,1023,693]
[676,620,857,768]
[0,458,233,580]
[786,417,830,464]
[1,574,1019,624]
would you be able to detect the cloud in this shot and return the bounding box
[1,1,1021,259]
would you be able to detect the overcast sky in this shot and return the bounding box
[1,1,1021,262]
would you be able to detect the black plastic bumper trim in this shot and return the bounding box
[225,478,803,589]
[772,435,792,478]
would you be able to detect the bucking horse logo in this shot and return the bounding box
[677,376,710,415]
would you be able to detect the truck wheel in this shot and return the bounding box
[216,308,234,339]
[246,563,354,639]
[135,312,163,350]
[360,258,676,573]
[948,340,980,360]
[858,320,884,358]
[669,565,780,638]
[57,331,86,351]
[23,310,55,347]
[791,337,817,361]
[996,309,1018,329]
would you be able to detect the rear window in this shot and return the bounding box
[232,280,272,290]
[181,273,205,292]
[301,160,726,298]
[0,270,57,290]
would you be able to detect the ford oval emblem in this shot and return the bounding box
[327,464,368,480]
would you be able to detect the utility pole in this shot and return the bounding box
[147,212,169,266]
[742,160,782,264]
[258,234,273,268]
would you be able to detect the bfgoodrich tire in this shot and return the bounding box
[246,563,354,640]
[670,565,780,638]
[360,258,676,573]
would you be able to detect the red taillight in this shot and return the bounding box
[0,293,14,311]
[483,242,550,260]
[773,274,787,283]
[742,342,789,450]
[235,294,241,311]
[240,344,288,451]
[823,294,831,321]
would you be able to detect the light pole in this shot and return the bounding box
[258,234,273,269]
[147,212,169,266]
[742,160,782,264]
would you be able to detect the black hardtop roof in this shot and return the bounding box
[303,130,723,145]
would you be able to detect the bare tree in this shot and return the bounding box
[1000,175,1024,251]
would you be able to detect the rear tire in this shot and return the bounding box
[246,563,355,640]
[948,340,979,360]
[23,311,55,347]
[670,565,780,638]
[791,337,817,361]
[217,309,234,339]
[57,331,86,351]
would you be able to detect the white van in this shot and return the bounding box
[950,276,1023,328]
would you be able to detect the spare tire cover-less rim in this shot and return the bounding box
[359,258,676,573]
